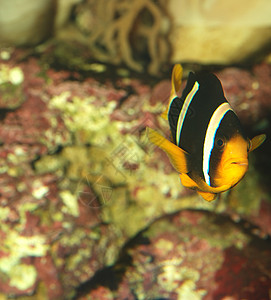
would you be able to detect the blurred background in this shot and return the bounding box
[0,1,271,299]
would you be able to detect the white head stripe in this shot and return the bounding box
[203,102,233,186]
[176,81,199,146]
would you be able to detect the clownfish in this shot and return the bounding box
[148,64,266,201]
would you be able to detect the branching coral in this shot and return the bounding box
[76,0,170,75]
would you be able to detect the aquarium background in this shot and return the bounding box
[0,1,271,299]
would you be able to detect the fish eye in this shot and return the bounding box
[215,137,225,150]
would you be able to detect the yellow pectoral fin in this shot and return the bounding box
[197,191,217,202]
[161,110,168,120]
[147,128,189,174]
[249,134,266,152]
[161,64,183,121]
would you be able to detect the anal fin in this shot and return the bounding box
[197,191,217,202]
[179,173,197,189]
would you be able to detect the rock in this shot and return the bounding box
[0,50,121,299]
[216,63,271,125]
[0,45,270,299]
[0,0,83,47]
[2,0,271,74]
[170,27,271,65]
[0,0,55,46]
[62,0,271,72]
[78,210,271,299]
[169,0,271,65]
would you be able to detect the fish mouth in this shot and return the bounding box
[223,157,248,168]
[230,160,248,166]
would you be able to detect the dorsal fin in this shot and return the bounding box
[171,64,183,97]
[161,64,183,120]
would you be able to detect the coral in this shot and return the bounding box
[75,0,170,74]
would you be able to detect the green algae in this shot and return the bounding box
[9,264,37,291]
[0,65,24,85]
[41,125,72,153]
[0,64,25,109]
[47,42,91,72]
[53,228,97,274]
[155,238,174,255]
[31,179,49,200]
[0,49,267,300]
[45,89,219,248]
[0,192,49,292]
[124,211,245,299]
[0,232,48,290]
[0,50,11,60]
[59,228,90,248]
[158,265,201,294]
[45,91,195,241]
[227,162,268,215]
[144,218,182,240]
[127,249,207,300]
[7,147,28,164]
[3,146,32,177]
[62,146,98,180]
[66,247,92,271]
[34,154,68,175]
[7,166,24,177]
[176,276,206,300]
[180,213,251,250]
[60,190,79,217]
[37,79,263,298]
[0,207,10,221]
[1,232,48,260]
[49,92,117,145]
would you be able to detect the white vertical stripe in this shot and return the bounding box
[176,82,199,146]
[203,102,233,186]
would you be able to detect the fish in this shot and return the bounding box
[148,64,266,201]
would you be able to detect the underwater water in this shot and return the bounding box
[1,1,271,299]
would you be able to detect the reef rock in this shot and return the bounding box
[0,0,56,46]
[0,45,270,299]
[169,0,271,64]
[1,0,271,73]
[78,210,271,299]
[0,0,82,46]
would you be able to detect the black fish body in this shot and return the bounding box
[148,64,266,201]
